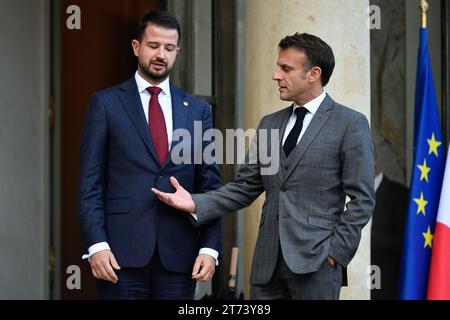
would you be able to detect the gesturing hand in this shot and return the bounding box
[151,176,196,212]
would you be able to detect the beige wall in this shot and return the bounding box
[243,0,371,299]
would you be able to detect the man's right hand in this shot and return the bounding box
[151,177,196,212]
[90,250,121,284]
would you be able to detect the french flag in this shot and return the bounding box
[427,144,450,300]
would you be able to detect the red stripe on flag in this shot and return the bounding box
[427,222,450,300]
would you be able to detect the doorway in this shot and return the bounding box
[53,0,160,299]
[52,0,238,299]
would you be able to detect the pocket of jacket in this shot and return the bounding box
[105,198,131,214]
[307,215,338,230]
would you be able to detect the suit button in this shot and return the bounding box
[280,186,286,192]
[159,175,164,179]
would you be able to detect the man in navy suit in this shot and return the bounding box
[77,10,222,300]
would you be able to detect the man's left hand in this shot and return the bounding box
[192,254,216,282]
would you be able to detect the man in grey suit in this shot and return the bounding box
[152,33,375,300]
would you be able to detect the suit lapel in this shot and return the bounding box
[160,85,190,169]
[276,106,293,182]
[118,78,160,165]
[283,94,335,182]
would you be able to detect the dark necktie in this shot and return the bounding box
[283,107,308,157]
[147,87,168,165]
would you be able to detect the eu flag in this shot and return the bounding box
[399,28,446,299]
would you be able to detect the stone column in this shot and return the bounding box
[0,0,50,299]
[242,0,371,299]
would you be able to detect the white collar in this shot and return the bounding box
[135,71,171,97]
[292,91,327,116]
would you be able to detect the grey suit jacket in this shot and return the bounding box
[192,94,375,285]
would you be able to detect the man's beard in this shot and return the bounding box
[139,60,172,82]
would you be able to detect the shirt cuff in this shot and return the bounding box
[190,212,198,221]
[82,242,110,261]
[199,248,219,266]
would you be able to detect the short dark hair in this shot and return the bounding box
[136,10,181,43]
[279,33,335,86]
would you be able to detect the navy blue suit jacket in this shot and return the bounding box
[78,77,222,274]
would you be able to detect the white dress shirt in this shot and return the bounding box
[135,71,173,149]
[282,91,327,146]
[82,72,219,264]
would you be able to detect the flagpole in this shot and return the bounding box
[420,0,429,29]
[442,0,450,148]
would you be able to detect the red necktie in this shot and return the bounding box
[147,87,168,165]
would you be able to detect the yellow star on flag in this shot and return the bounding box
[414,192,428,216]
[427,133,442,157]
[422,226,434,249]
[417,159,431,182]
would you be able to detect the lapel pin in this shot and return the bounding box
[319,112,325,119]
[183,101,189,107]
